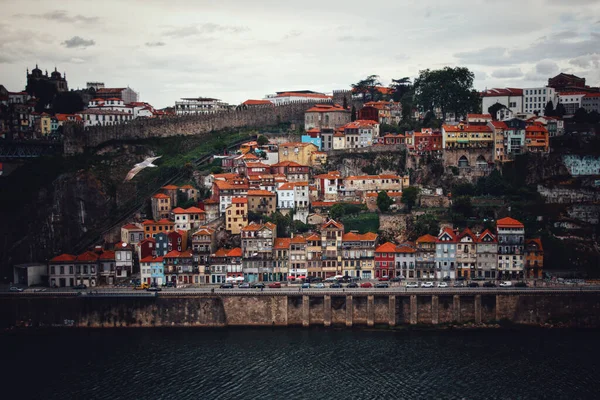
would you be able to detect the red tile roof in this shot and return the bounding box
[481,88,523,97]
[322,219,344,230]
[231,197,248,204]
[416,234,437,243]
[443,124,492,133]
[99,251,116,261]
[437,227,457,242]
[243,99,273,105]
[76,251,99,262]
[396,245,416,253]
[375,242,397,253]
[490,121,508,129]
[152,193,170,199]
[248,189,275,196]
[162,185,179,190]
[305,104,348,113]
[140,256,164,263]
[228,248,242,257]
[467,113,492,119]
[171,207,187,214]
[50,253,77,262]
[274,238,291,249]
[122,223,142,230]
[497,217,524,228]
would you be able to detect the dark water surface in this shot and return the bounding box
[3,328,600,399]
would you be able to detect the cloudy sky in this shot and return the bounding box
[1,0,599,108]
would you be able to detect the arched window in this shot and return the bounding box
[458,155,469,168]
[476,155,487,168]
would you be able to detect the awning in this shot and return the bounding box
[226,277,236,282]
[235,276,244,281]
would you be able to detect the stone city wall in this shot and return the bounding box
[63,101,328,154]
[3,291,600,329]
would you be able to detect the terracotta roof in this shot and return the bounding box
[76,251,99,262]
[243,99,273,105]
[245,162,271,169]
[274,238,291,249]
[306,128,321,133]
[342,232,377,241]
[272,161,307,167]
[231,197,248,204]
[526,125,548,133]
[99,251,116,261]
[584,93,600,98]
[228,248,242,257]
[192,226,215,236]
[490,121,508,129]
[122,223,142,230]
[179,184,195,190]
[467,113,492,119]
[314,171,341,179]
[322,219,344,230]
[162,185,179,190]
[497,217,524,228]
[114,241,131,250]
[306,233,321,241]
[305,104,348,113]
[375,242,397,253]
[139,238,156,244]
[248,189,275,196]
[458,228,477,242]
[213,180,249,190]
[157,218,174,225]
[343,120,378,129]
[171,207,187,214]
[290,236,307,244]
[164,250,193,258]
[50,253,77,262]
[152,193,170,199]
[186,206,205,213]
[416,234,437,243]
[140,256,164,263]
[481,88,523,97]
[437,227,457,242]
[477,229,496,242]
[396,245,416,253]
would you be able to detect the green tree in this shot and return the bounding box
[452,196,473,218]
[26,78,58,112]
[452,182,476,197]
[588,110,600,124]
[342,95,348,110]
[555,103,566,119]
[544,100,555,117]
[212,139,227,153]
[257,135,269,146]
[401,186,420,211]
[330,203,365,220]
[389,77,412,102]
[377,191,393,212]
[352,75,382,102]
[413,67,477,121]
[210,166,223,174]
[573,107,588,123]
[412,213,440,239]
[351,105,357,122]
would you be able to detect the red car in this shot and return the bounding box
[360,282,373,288]
[378,276,389,281]
[268,282,282,288]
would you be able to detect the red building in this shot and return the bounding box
[408,129,443,153]
[137,238,156,260]
[382,133,405,145]
[357,105,379,123]
[167,231,183,252]
[375,242,397,278]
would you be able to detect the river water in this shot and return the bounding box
[3,328,599,399]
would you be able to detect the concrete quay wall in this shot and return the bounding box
[3,292,600,329]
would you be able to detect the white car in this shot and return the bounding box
[421,282,434,288]
[406,282,419,288]
[499,281,512,287]
[437,282,448,288]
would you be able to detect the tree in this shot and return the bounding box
[342,95,348,110]
[52,91,85,114]
[400,88,415,121]
[401,186,420,211]
[544,100,555,117]
[351,75,382,102]
[351,105,357,122]
[452,196,473,218]
[412,213,440,239]
[452,182,476,197]
[210,166,223,174]
[377,191,393,212]
[256,135,269,146]
[488,103,506,120]
[212,139,227,153]
[555,103,566,119]
[574,107,588,123]
[588,110,600,124]
[26,79,58,112]
[330,203,365,220]
[389,77,412,102]
[413,67,477,121]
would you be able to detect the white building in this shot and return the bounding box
[175,97,229,115]
[523,87,557,115]
[115,242,133,278]
[481,88,523,114]
[79,109,134,127]
[558,92,587,116]
[264,91,332,105]
[276,183,295,210]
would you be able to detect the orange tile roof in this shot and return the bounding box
[157,218,174,225]
[343,120,378,129]
[213,180,249,190]
[228,248,242,257]
[342,232,377,241]
[193,226,215,236]
[375,242,397,253]
[290,236,307,244]
[122,223,142,230]
[245,162,271,169]
[76,251,99,262]
[490,121,508,129]
[50,253,77,262]
[416,234,437,243]
[152,193,170,199]
[478,229,496,242]
[140,256,164,263]
[314,171,341,179]
[186,206,205,213]
[458,228,477,241]
[274,238,291,249]
[497,217,524,228]
[179,184,195,190]
[99,251,116,261]
[322,219,344,230]
[306,233,321,241]
[437,227,457,242]
[243,99,273,105]
[396,245,416,253]
[171,207,187,214]
[231,197,248,204]
[467,113,492,119]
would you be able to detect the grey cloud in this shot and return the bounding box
[61,36,96,48]
[284,30,302,40]
[536,60,559,75]
[145,42,166,47]
[0,54,15,63]
[18,10,98,23]
[163,23,249,38]
[473,70,488,80]
[547,0,599,5]
[338,35,376,42]
[491,68,523,79]
[569,54,600,69]
[549,30,579,40]
[455,32,600,66]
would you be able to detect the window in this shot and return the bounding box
[50,266,55,274]
[60,266,64,274]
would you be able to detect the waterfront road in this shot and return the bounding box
[3,286,600,297]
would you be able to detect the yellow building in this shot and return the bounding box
[442,123,494,149]
[36,113,52,136]
[278,142,318,165]
[226,198,248,234]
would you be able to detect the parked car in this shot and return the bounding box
[378,276,389,281]
[406,282,419,288]
[73,284,87,290]
[453,281,465,287]
[437,282,448,288]
[443,276,451,282]
[315,283,326,289]
[500,281,513,287]
[391,277,402,282]
[330,283,342,288]
[9,287,23,292]
[220,283,234,289]
[166,281,176,288]
[360,282,373,288]
[514,281,527,287]
[308,277,322,283]
[146,286,161,292]
[421,282,434,288]
[268,282,282,289]
[468,282,480,287]
[347,282,359,288]
[375,283,389,288]
[301,283,311,289]
[483,281,496,288]
[251,283,265,289]
[238,283,251,289]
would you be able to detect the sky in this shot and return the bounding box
[1,0,599,108]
